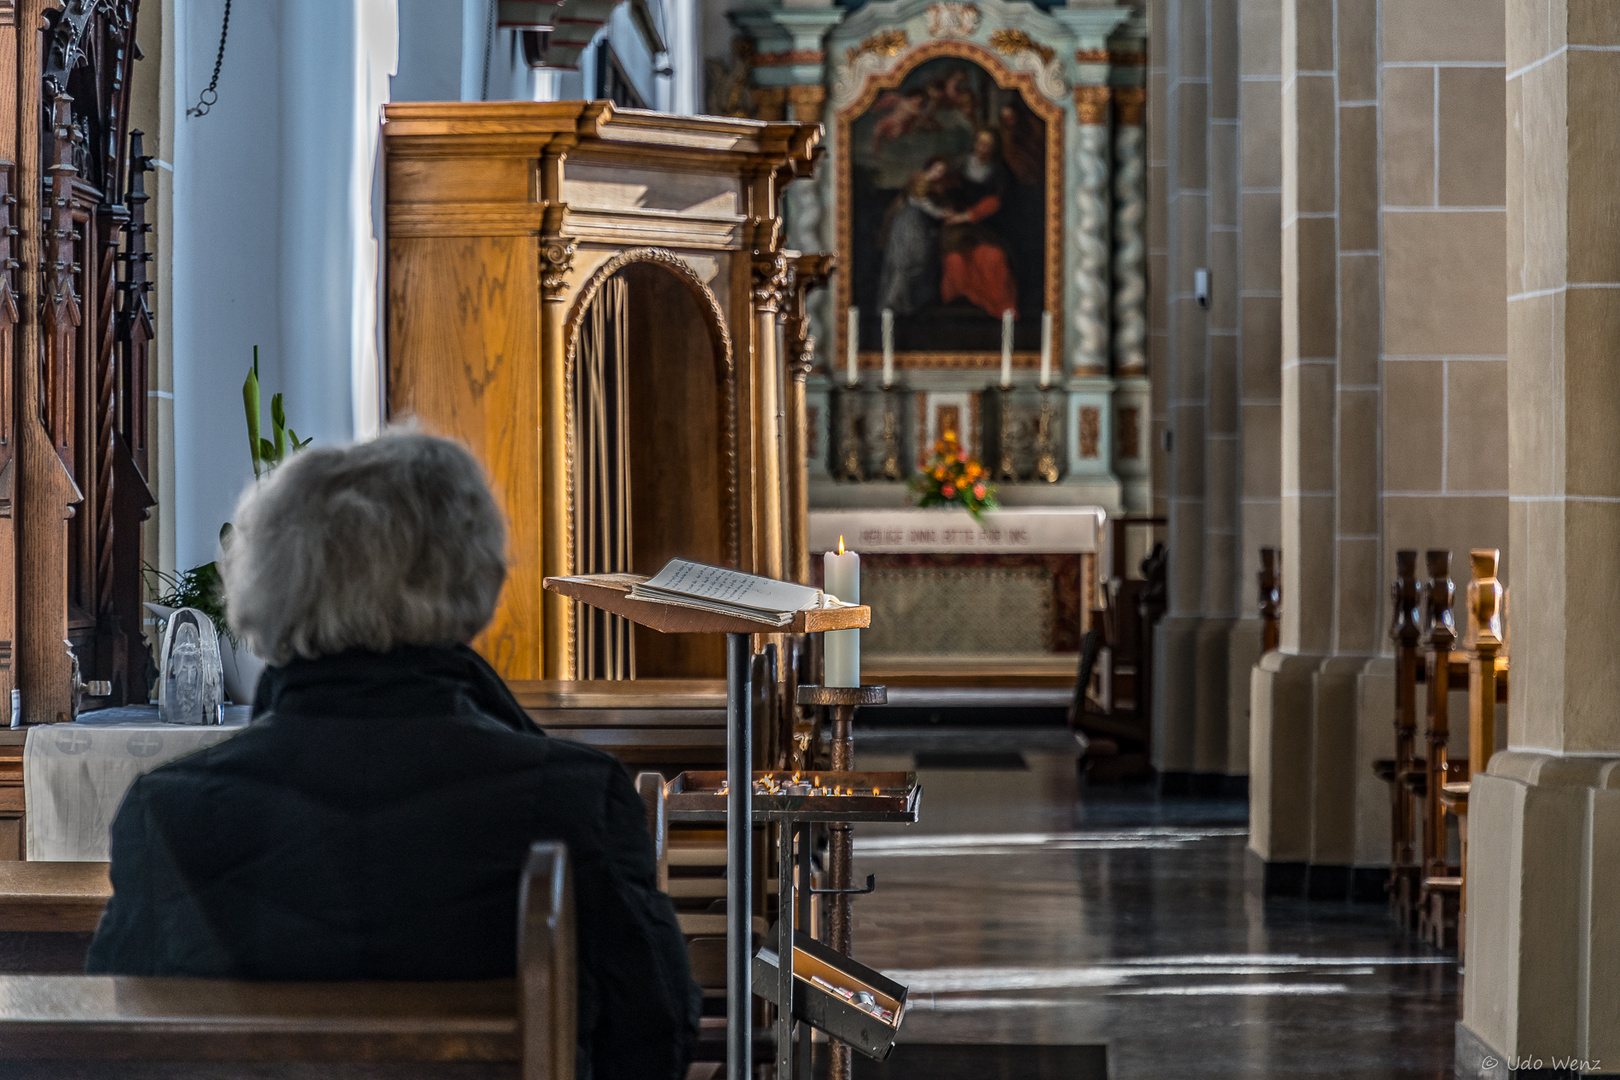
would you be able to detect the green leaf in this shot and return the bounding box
[270,393,288,463]
[243,359,263,479]
[259,438,276,464]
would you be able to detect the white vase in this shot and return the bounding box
[145,603,264,707]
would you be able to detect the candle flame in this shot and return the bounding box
[837,535,845,555]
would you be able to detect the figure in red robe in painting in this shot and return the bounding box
[936,129,1018,320]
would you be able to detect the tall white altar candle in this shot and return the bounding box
[823,537,860,687]
[846,307,860,386]
[1000,309,1014,388]
[1039,310,1053,388]
[881,309,895,388]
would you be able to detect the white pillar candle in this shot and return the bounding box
[846,306,860,387]
[881,309,895,388]
[823,536,860,688]
[1039,310,1053,388]
[1000,309,1014,388]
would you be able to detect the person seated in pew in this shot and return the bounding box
[86,430,699,1080]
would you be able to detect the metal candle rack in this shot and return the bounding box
[542,574,875,1080]
[667,685,916,1080]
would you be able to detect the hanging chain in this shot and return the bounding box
[187,0,232,117]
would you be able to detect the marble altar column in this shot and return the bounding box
[1111,86,1151,514]
[1459,8,1620,1071]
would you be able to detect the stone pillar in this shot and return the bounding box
[1225,0,1283,786]
[1151,0,1211,784]
[1459,6,1620,1071]
[1192,0,1242,784]
[1250,0,1380,888]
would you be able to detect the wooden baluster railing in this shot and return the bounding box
[1385,550,1422,926]
[1258,547,1281,652]
[1443,548,1505,959]
[1420,550,1456,881]
[1418,550,1461,948]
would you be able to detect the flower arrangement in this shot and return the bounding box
[909,429,998,523]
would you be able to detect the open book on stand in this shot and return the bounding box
[628,559,853,627]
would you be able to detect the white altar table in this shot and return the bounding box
[807,507,1104,673]
[25,706,252,862]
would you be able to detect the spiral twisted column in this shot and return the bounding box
[1073,87,1111,377]
[1111,88,1147,376]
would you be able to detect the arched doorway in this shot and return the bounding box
[567,251,737,680]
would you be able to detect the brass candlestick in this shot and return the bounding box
[880,389,903,480]
[1034,390,1060,483]
[837,385,864,482]
[996,387,1019,482]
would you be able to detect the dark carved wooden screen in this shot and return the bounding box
[16,0,155,712]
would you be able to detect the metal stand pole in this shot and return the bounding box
[796,823,813,1080]
[726,632,752,1080]
[827,702,855,1080]
[776,823,796,1080]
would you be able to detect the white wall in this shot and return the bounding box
[170,0,396,570]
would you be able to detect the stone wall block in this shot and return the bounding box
[1566,50,1620,284]
[1445,359,1510,493]
[1240,81,1282,187]
[1382,0,1506,63]
[1382,211,1507,355]
[1381,66,1435,208]
[1242,293,1282,398]
[1383,360,1445,490]
[1438,67,1508,208]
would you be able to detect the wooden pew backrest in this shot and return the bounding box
[0,842,576,1080]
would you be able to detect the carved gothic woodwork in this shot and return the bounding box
[4,0,154,723]
[383,102,819,681]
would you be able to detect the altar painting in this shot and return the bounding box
[843,52,1055,360]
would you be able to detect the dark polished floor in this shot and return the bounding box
[851,735,1459,1079]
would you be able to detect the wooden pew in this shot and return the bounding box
[1414,551,1464,948]
[1435,549,1508,958]
[1374,550,1424,929]
[0,841,576,1079]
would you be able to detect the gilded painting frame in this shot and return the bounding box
[835,40,1065,371]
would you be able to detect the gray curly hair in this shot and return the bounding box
[220,430,507,665]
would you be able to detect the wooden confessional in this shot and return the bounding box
[0,0,155,724]
[383,102,820,682]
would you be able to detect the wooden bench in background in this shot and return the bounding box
[0,842,576,1079]
[1373,548,1508,952]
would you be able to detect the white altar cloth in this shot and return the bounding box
[809,507,1105,554]
[25,705,252,862]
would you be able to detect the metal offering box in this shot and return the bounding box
[754,928,907,1061]
[665,770,921,823]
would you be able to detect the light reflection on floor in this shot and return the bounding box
[849,742,1460,1080]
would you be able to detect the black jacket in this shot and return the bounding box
[86,644,699,1080]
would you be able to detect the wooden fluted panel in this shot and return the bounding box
[386,235,544,680]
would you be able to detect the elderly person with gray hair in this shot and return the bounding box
[86,431,699,1080]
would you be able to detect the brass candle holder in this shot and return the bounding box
[996,386,1019,482]
[1034,390,1060,483]
[880,388,904,481]
[837,384,864,482]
